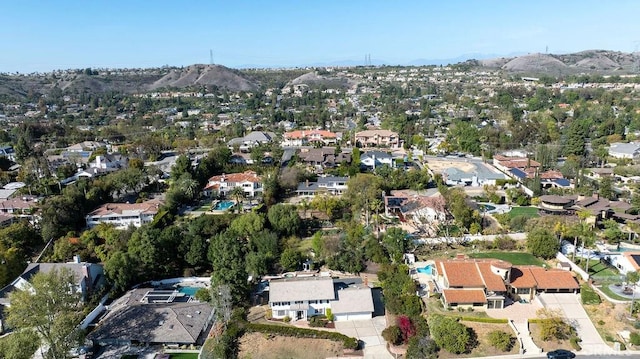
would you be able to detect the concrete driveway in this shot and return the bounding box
[538,293,615,355]
[334,317,392,359]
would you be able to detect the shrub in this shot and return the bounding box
[428,315,474,354]
[195,288,212,302]
[630,332,640,346]
[494,235,516,250]
[283,315,291,323]
[397,315,416,343]
[487,330,514,352]
[569,336,582,351]
[535,309,573,341]
[325,308,334,322]
[457,316,508,324]
[309,315,328,328]
[382,325,403,345]
[597,320,605,326]
[406,335,439,359]
[634,321,640,330]
[245,323,359,350]
[265,309,273,320]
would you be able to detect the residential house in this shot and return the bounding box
[282,130,340,147]
[295,176,348,197]
[493,155,541,173]
[85,199,162,229]
[0,196,39,222]
[89,154,128,170]
[204,170,263,198]
[0,146,15,161]
[443,166,506,187]
[360,151,394,170]
[89,287,214,346]
[0,260,104,305]
[0,189,16,201]
[227,131,276,152]
[0,213,14,228]
[269,277,374,321]
[355,129,400,148]
[433,258,579,309]
[608,252,640,275]
[538,195,576,215]
[609,142,640,159]
[385,191,447,236]
[297,147,351,172]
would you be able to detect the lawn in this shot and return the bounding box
[597,285,630,301]
[469,252,544,266]
[507,206,539,219]
[170,354,199,359]
[574,259,620,278]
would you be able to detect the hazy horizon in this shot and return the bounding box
[2,0,639,73]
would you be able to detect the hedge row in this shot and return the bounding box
[457,316,508,324]
[245,323,359,350]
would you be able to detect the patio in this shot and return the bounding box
[485,298,543,321]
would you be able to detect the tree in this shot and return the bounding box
[344,173,383,226]
[267,204,301,237]
[229,186,245,212]
[208,230,248,304]
[280,248,302,272]
[381,227,410,263]
[428,315,474,354]
[599,176,614,200]
[6,268,83,359]
[536,308,573,341]
[104,250,138,294]
[526,227,559,259]
[626,270,640,286]
[487,330,515,352]
[0,329,40,359]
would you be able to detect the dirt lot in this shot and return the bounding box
[530,323,572,352]
[438,321,520,358]
[584,301,636,346]
[425,158,476,173]
[238,332,344,359]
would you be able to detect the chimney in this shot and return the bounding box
[306,179,309,187]
[73,255,81,263]
[593,192,599,199]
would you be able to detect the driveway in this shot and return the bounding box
[334,317,392,359]
[538,293,614,355]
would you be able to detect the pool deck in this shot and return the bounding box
[411,261,435,296]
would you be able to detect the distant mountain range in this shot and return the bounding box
[0,50,638,99]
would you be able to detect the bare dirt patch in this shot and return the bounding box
[585,301,635,346]
[425,158,476,173]
[238,332,344,359]
[529,323,572,352]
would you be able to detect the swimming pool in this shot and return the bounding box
[480,203,496,211]
[178,286,200,297]
[416,264,433,275]
[214,200,234,211]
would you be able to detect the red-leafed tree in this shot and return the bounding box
[397,315,416,343]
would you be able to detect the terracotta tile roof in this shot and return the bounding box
[206,171,262,186]
[87,199,162,217]
[509,267,537,288]
[527,267,579,290]
[284,130,337,139]
[476,262,507,292]
[441,261,485,287]
[442,289,486,304]
[355,129,398,138]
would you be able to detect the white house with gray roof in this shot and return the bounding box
[227,131,276,152]
[609,142,640,159]
[268,277,374,321]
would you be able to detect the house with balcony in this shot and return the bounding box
[295,176,348,197]
[360,151,394,170]
[204,171,263,198]
[89,154,128,170]
[269,277,374,322]
[355,130,400,148]
[433,257,579,309]
[86,199,162,229]
[282,130,340,147]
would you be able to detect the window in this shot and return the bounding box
[294,301,303,304]
[277,310,285,317]
[309,300,318,304]
[516,288,530,294]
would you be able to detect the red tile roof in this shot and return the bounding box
[441,261,485,287]
[476,262,507,292]
[87,199,162,217]
[442,289,486,304]
[510,266,579,290]
[509,267,538,288]
[207,171,262,186]
[284,130,337,139]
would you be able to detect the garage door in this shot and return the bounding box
[334,312,372,321]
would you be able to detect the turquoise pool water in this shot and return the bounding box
[416,265,433,275]
[178,286,199,297]
[214,200,234,211]
[480,204,496,211]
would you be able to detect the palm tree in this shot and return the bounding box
[229,186,245,213]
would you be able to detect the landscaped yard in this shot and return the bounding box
[469,252,544,266]
[437,322,520,358]
[169,354,199,359]
[584,301,634,348]
[507,206,539,219]
[574,259,620,278]
[238,332,344,359]
[529,323,573,353]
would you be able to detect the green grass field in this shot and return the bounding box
[574,259,620,278]
[507,206,539,219]
[469,252,545,266]
[170,354,199,359]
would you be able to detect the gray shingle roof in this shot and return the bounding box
[269,277,335,302]
[330,287,374,314]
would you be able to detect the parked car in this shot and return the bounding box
[546,349,575,359]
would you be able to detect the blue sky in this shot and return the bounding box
[2,0,639,72]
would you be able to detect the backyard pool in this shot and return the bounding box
[416,264,434,275]
[213,200,234,211]
[479,203,496,211]
[177,286,200,297]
